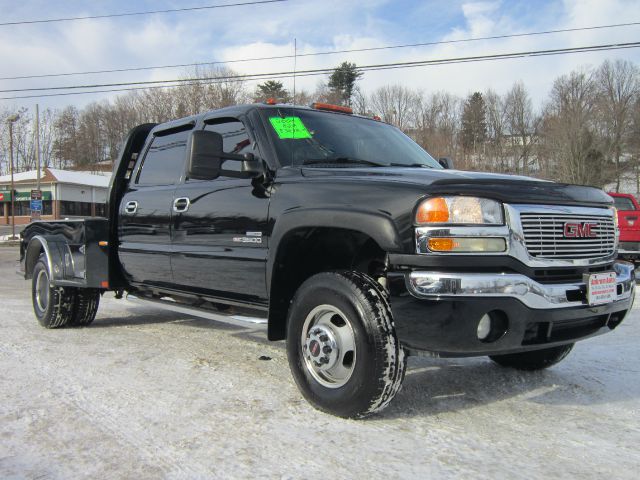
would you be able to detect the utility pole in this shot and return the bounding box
[35,104,41,191]
[7,114,20,239]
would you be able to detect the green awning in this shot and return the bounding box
[0,191,52,202]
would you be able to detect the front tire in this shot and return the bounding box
[489,344,574,370]
[286,271,406,418]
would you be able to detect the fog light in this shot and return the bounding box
[477,314,492,341]
[477,310,509,343]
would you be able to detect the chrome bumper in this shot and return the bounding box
[406,261,635,310]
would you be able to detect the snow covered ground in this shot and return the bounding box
[0,235,20,242]
[0,246,638,479]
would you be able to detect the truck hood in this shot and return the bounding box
[299,166,613,207]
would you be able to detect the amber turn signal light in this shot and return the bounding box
[428,237,507,253]
[416,197,449,224]
[428,238,458,251]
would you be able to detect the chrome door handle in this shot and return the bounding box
[124,201,138,214]
[173,197,190,213]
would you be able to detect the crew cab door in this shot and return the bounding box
[118,126,191,286]
[170,116,270,303]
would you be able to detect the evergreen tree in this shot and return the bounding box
[461,92,487,153]
[328,62,363,106]
[254,80,290,103]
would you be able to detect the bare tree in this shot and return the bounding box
[629,96,640,193]
[413,91,461,164]
[504,81,538,176]
[539,69,609,186]
[38,108,56,169]
[369,84,418,130]
[292,88,313,106]
[594,59,639,191]
[314,81,343,105]
[351,86,368,116]
[52,106,80,169]
[484,89,507,172]
[13,109,35,171]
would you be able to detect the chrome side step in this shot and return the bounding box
[126,294,268,330]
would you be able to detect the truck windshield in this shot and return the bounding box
[261,108,441,168]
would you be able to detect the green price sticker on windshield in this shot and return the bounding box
[269,116,312,139]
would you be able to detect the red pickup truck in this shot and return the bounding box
[609,192,640,266]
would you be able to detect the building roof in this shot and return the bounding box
[70,160,114,172]
[0,168,111,188]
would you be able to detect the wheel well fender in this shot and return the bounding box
[267,207,402,290]
[267,208,399,340]
[24,235,73,285]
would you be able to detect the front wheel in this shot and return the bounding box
[286,271,406,418]
[489,344,574,371]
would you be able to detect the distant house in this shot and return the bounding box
[0,168,111,225]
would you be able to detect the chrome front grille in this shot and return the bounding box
[520,212,616,259]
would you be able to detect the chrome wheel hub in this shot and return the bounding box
[35,269,50,312]
[301,305,357,389]
[304,325,339,371]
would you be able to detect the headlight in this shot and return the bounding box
[416,196,503,225]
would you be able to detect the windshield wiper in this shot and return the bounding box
[303,156,387,167]
[387,162,433,168]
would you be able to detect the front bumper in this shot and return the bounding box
[388,261,634,357]
[406,261,634,309]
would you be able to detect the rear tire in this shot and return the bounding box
[489,344,574,371]
[70,289,100,327]
[32,258,76,329]
[286,271,406,418]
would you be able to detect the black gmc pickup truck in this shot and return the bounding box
[19,102,635,418]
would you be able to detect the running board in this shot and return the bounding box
[126,294,268,330]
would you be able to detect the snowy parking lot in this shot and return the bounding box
[0,246,638,479]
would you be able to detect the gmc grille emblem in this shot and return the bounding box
[563,222,598,238]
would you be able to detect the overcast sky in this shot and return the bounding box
[0,0,639,111]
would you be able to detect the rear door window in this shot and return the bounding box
[137,129,190,185]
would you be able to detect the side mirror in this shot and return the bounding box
[438,157,454,169]
[187,129,264,180]
[187,130,223,180]
[241,153,263,177]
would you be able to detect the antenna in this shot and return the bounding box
[290,37,297,167]
[292,38,297,104]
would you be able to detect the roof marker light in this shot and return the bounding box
[311,102,353,114]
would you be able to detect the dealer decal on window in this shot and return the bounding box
[269,116,312,139]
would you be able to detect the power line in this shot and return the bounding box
[2,20,639,81]
[0,42,640,93]
[0,72,314,100]
[0,0,288,27]
[2,41,639,101]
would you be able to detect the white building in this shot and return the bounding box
[0,168,111,225]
